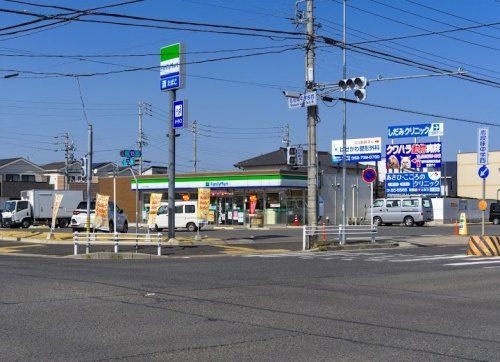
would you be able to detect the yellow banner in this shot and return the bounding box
[148,193,163,228]
[51,194,64,230]
[197,188,211,221]
[95,193,109,229]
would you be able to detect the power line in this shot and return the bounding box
[330,0,500,53]
[2,46,301,78]
[335,97,500,127]
[366,0,500,41]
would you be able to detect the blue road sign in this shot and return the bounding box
[478,165,489,179]
[173,100,185,128]
[122,157,136,167]
[120,150,141,158]
[362,168,377,184]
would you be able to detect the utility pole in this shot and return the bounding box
[137,101,151,175]
[306,0,318,227]
[85,124,93,234]
[341,0,347,244]
[55,132,75,190]
[192,120,198,173]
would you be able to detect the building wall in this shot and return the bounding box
[99,177,137,222]
[457,151,500,199]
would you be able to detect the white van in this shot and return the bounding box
[151,201,199,232]
[366,197,433,227]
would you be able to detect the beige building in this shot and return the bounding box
[457,151,500,200]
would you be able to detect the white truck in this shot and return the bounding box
[1,190,83,229]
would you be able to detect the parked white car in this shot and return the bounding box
[365,197,433,227]
[151,201,199,232]
[71,201,128,233]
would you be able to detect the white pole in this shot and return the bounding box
[370,181,374,230]
[113,168,118,253]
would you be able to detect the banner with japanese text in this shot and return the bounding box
[386,142,442,170]
[197,188,210,222]
[94,193,109,229]
[50,194,64,230]
[385,172,441,196]
[148,193,163,228]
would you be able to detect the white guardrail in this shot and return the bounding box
[73,232,163,256]
[302,225,377,250]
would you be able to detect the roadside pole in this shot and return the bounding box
[86,124,93,237]
[482,178,486,236]
[340,0,347,244]
[168,89,176,241]
[305,0,318,230]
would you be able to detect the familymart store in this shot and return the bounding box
[131,171,308,226]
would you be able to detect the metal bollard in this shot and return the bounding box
[73,231,79,255]
[114,232,119,254]
[157,233,162,256]
[86,233,91,255]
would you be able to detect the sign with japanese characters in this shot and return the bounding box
[477,127,488,165]
[332,137,382,163]
[386,142,442,170]
[288,92,317,109]
[388,123,444,139]
[385,171,441,196]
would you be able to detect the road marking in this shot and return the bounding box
[389,255,472,262]
[444,258,500,267]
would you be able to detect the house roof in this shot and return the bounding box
[0,157,23,168]
[42,161,82,172]
[0,157,45,172]
[92,162,116,169]
[234,148,362,170]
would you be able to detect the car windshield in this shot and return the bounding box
[4,202,16,212]
[76,201,96,211]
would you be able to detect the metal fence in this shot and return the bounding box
[73,232,163,256]
[302,225,377,250]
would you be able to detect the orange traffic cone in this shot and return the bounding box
[293,214,300,226]
[454,221,459,236]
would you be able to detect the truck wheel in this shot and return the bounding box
[186,222,197,232]
[21,219,32,229]
[373,217,382,226]
[404,216,415,227]
[58,219,69,228]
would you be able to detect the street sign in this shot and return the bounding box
[296,147,304,166]
[173,99,188,128]
[388,122,444,139]
[160,43,185,91]
[362,168,377,184]
[477,127,489,165]
[122,157,137,167]
[120,150,142,158]
[385,171,441,196]
[478,165,489,179]
[287,92,317,109]
[332,137,382,163]
[478,200,488,211]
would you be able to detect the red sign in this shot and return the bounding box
[362,168,377,184]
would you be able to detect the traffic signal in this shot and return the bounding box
[81,157,87,179]
[338,76,368,101]
[287,146,297,166]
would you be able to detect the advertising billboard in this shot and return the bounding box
[385,172,441,196]
[386,142,442,170]
[332,137,382,163]
[388,123,444,139]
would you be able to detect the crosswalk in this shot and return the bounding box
[243,250,500,269]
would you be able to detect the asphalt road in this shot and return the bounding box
[1,245,499,361]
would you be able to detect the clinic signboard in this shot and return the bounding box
[385,171,441,196]
[386,142,442,170]
[331,137,382,163]
[160,43,185,91]
[388,123,444,139]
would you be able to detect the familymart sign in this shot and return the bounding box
[131,174,307,190]
[160,43,185,91]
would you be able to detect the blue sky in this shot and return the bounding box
[1,0,499,172]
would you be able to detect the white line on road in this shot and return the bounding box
[445,258,500,267]
[389,255,471,262]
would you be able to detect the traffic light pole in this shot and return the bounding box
[306,0,318,229]
[340,0,347,245]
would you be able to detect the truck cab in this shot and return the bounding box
[2,200,31,228]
